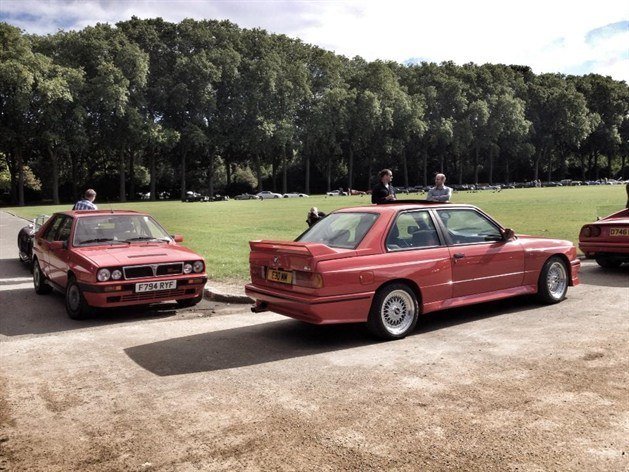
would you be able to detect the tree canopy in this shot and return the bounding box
[1,18,627,204]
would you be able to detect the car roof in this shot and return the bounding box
[55,210,148,218]
[334,201,475,214]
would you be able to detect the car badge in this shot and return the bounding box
[273,256,280,267]
[151,264,159,275]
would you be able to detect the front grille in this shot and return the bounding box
[119,288,186,302]
[123,262,184,279]
[156,263,184,276]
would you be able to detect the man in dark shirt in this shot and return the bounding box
[371,169,396,204]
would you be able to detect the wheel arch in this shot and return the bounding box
[374,278,423,312]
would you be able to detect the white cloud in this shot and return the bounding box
[1,0,627,82]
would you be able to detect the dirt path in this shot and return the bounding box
[1,212,628,471]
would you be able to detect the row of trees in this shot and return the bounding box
[1,18,628,205]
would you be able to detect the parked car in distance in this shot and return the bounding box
[185,191,209,202]
[283,192,309,198]
[234,193,261,200]
[256,191,283,199]
[246,201,581,340]
[326,190,348,196]
[18,214,49,265]
[579,208,629,268]
[31,210,207,319]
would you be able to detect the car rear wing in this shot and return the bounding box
[249,240,339,257]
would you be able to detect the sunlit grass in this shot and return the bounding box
[5,185,626,281]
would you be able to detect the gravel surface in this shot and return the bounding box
[1,211,628,471]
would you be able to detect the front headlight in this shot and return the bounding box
[97,268,111,282]
[183,263,193,274]
[193,261,204,273]
[111,269,123,280]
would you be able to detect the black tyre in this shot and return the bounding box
[367,283,419,340]
[33,259,52,295]
[595,257,622,269]
[176,294,203,308]
[65,276,91,320]
[537,256,568,304]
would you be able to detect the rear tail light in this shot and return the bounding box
[292,271,323,289]
[581,226,601,237]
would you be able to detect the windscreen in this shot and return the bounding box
[73,215,172,246]
[297,212,378,249]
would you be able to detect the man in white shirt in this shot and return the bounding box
[426,174,452,202]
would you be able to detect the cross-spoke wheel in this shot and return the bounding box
[368,283,419,340]
[537,256,568,304]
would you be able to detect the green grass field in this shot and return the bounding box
[4,186,626,281]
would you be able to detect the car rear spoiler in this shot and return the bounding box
[249,240,339,257]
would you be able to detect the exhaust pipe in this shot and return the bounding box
[251,301,268,313]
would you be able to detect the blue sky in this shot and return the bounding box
[1,0,627,83]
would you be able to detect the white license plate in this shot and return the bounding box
[135,280,177,293]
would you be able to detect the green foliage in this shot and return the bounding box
[1,18,628,207]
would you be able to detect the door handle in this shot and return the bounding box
[453,253,465,260]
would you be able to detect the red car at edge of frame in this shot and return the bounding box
[579,207,629,268]
[32,210,207,319]
[245,201,581,340]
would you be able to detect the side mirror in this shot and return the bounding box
[172,234,184,243]
[502,228,515,241]
[50,241,67,250]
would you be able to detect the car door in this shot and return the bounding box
[46,216,73,288]
[384,210,453,306]
[34,215,64,277]
[435,209,524,298]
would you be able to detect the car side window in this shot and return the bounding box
[437,209,501,244]
[43,217,63,242]
[386,211,440,251]
[55,217,73,242]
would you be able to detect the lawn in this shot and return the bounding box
[4,185,626,281]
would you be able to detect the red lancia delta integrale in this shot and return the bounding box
[246,202,581,340]
[579,208,629,268]
[32,210,207,319]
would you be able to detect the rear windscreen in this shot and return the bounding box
[297,212,378,249]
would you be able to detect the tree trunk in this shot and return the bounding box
[48,144,60,205]
[208,151,214,197]
[225,159,232,186]
[474,143,480,185]
[180,150,187,201]
[282,144,287,194]
[326,157,331,191]
[402,148,409,188]
[304,152,310,195]
[119,148,126,202]
[505,155,510,184]
[129,149,136,201]
[149,149,156,201]
[422,148,428,187]
[547,152,552,182]
[17,147,24,207]
[255,153,262,191]
[71,152,79,201]
[488,146,494,185]
[348,145,354,191]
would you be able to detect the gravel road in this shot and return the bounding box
[1,210,627,471]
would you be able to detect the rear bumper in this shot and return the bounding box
[80,276,207,308]
[579,241,629,257]
[245,284,374,324]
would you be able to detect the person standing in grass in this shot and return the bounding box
[426,173,452,202]
[73,189,98,210]
[371,169,396,204]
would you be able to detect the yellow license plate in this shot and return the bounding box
[267,268,293,284]
[609,228,629,237]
